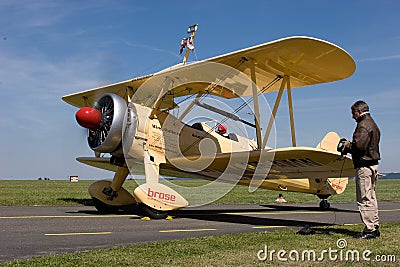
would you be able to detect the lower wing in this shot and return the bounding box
[78,146,353,180]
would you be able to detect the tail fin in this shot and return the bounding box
[317,132,350,195]
[316,132,340,152]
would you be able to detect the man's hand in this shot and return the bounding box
[343,140,351,149]
[337,138,350,155]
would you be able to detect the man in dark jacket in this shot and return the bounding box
[341,100,381,239]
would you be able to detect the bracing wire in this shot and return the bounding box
[179,75,282,154]
[147,58,247,148]
[146,56,281,156]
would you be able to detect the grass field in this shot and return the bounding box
[0,178,399,206]
[1,179,399,266]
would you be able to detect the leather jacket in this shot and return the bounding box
[350,113,381,168]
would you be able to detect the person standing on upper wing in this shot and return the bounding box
[339,100,381,239]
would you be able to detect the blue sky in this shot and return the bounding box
[0,0,399,179]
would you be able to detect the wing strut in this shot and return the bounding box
[262,75,296,148]
[287,78,296,146]
[249,58,263,149]
[178,93,202,121]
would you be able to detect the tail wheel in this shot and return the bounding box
[319,199,330,210]
[140,204,168,219]
[92,198,120,214]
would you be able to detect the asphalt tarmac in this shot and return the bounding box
[1,201,399,263]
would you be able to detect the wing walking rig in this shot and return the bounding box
[63,25,356,218]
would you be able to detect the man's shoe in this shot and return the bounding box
[360,230,379,239]
[375,225,381,237]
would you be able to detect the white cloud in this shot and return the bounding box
[358,54,400,62]
[0,50,103,135]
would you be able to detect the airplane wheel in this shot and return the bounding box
[141,204,168,219]
[319,199,330,210]
[92,198,120,214]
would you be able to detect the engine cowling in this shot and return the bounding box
[76,93,129,154]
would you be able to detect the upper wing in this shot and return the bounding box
[62,74,153,108]
[208,36,356,93]
[63,36,355,108]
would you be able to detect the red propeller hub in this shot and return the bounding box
[75,107,102,130]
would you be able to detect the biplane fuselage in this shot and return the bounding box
[63,34,356,217]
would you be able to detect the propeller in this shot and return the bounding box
[75,93,127,154]
[88,95,114,150]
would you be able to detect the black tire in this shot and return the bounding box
[141,204,168,219]
[92,198,120,214]
[319,199,330,210]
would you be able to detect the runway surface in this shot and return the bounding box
[1,201,399,263]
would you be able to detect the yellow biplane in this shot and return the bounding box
[63,25,356,218]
